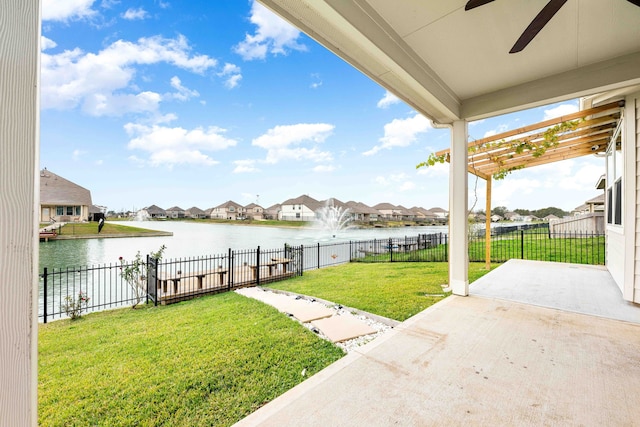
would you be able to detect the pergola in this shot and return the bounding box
[433,100,623,269]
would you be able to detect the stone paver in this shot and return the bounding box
[235,287,377,342]
[311,315,376,343]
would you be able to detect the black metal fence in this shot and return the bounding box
[40,227,605,322]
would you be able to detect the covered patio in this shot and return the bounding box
[236,260,640,426]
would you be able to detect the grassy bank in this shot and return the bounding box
[44,221,170,237]
[269,262,494,321]
[39,292,344,426]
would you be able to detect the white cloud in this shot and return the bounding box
[167,76,199,101]
[42,0,97,21]
[252,123,334,164]
[233,1,306,60]
[493,177,542,207]
[72,149,86,161]
[483,123,508,138]
[543,103,579,121]
[377,90,400,109]
[399,181,416,192]
[41,36,57,50]
[313,165,335,172]
[233,159,260,173]
[363,114,431,156]
[310,73,322,89]
[417,161,448,177]
[124,122,237,167]
[122,8,148,20]
[217,63,243,89]
[41,34,217,115]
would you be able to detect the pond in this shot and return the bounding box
[39,221,449,270]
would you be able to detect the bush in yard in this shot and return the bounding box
[119,245,166,308]
[60,291,90,320]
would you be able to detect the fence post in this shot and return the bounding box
[256,246,261,286]
[317,242,320,269]
[349,241,352,261]
[228,248,233,291]
[43,267,48,324]
[300,245,304,274]
[146,255,150,306]
[389,238,393,262]
[520,229,524,259]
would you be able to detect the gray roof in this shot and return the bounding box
[185,206,205,215]
[346,201,379,214]
[40,169,92,206]
[214,200,244,209]
[372,202,398,210]
[145,205,166,214]
[166,206,185,212]
[281,195,322,211]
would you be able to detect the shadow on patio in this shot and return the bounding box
[235,260,640,426]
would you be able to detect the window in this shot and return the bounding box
[56,206,63,215]
[606,120,623,226]
[75,206,81,216]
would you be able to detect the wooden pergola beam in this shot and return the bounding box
[469,133,611,172]
[464,118,617,161]
[461,100,621,151]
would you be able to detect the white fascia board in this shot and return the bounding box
[462,51,640,121]
[258,0,461,123]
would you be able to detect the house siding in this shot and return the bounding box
[633,94,640,302]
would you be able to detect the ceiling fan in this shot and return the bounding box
[465,0,640,53]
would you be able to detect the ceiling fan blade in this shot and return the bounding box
[510,0,568,53]
[627,0,640,7]
[465,0,495,11]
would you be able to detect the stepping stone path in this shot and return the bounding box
[236,287,393,350]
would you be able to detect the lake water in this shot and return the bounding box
[39,221,449,270]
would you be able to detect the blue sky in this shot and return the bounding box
[40,0,604,214]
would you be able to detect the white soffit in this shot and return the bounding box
[260,0,640,123]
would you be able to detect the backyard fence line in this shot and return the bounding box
[40,227,604,322]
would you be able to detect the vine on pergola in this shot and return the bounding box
[416,119,582,180]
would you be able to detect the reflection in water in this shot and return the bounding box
[39,221,448,270]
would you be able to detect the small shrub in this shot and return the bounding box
[60,291,90,320]
[119,245,166,308]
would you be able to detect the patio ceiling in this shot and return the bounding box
[434,100,624,180]
[258,0,640,123]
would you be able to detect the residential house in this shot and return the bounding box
[544,214,560,222]
[165,206,185,219]
[39,168,92,222]
[280,195,322,221]
[210,200,244,220]
[184,206,208,219]
[372,203,401,220]
[263,204,281,220]
[345,201,379,223]
[427,207,448,219]
[244,203,264,220]
[144,205,166,219]
[396,205,416,221]
[412,207,438,223]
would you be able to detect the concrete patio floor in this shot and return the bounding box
[234,260,640,426]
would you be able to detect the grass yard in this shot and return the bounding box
[39,292,344,427]
[269,262,494,321]
[49,221,169,236]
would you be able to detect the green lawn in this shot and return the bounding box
[39,292,344,427]
[269,262,494,321]
[39,261,493,425]
[53,222,167,236]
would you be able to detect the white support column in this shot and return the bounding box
[0,1,40,425]
[449,120,469,296]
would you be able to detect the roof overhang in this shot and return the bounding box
[258,0,640,124]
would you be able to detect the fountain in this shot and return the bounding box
[315,201,352,238]
[133,209,150,221]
